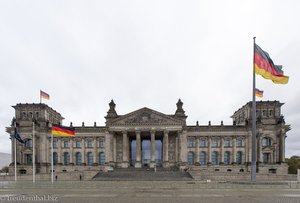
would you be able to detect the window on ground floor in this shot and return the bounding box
[99,152,105,165]
[211,151,219,165]
[224,151,231,165]
[75,152,82,165]
[236,151,242,164]
[53,152,58,165]
[200,151,206,165]
[263,153,271,164]
[187,151,194,165]
[63,152,70,165]
[87,152,93,166]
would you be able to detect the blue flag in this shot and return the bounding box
[14,127,25,144]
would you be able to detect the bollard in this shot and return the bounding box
[298,169,300,182]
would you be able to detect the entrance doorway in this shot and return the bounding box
[130,139,162,167]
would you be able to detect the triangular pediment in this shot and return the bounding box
[106,107,184,126]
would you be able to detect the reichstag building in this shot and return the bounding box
[7,99,290,177]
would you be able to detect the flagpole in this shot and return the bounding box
[14,122,17,182]
[251,37,257,182]
[32,121,36,183]
[51,132,54,184]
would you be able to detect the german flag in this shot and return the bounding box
[254,44,289,84]
[51,125,75,137]
[255,88,264,98]
[40,90,50,100]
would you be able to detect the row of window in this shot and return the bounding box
[187,151,243,165]
[52,139,105,148]
[21,111,39,120]
[186,151,272,165]
[187,137,244,148]
[53,152,106,166]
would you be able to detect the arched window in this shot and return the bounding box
[87,152,93,166]
[63,152,70,165]
[236,151,242,164]
[211,151,219,165]
[200,151,206,165]
[99,152,105,165]
[75,152,82,165]
[224,151,231,165]
[187,152,194,165]
[53,152,58,165]
[262,137,272,147]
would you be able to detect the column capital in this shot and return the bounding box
[122,130,127,135]
[164,130,169,135]
[135,130,141,135]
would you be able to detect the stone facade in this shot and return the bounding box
[6,100,290,176]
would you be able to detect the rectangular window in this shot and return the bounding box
[236,138,243,147]
[211,138,220,147]
[200,139,206,147]
[63,141,69,148]
[269,109,273,117]
[99,139,105,148]
[75,140,81,148]
[263,153,271,164]
[53,140,57,148]
[224,138,231,147]
[86,140,93,148]
[25,154,32,165]
[187,137,195,148]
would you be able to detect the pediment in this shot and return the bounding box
[106,107,184,126]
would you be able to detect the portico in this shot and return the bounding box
[107,129,182,168]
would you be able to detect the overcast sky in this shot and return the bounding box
[0,0,299,157]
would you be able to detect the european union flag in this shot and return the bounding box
[14,127,25,144]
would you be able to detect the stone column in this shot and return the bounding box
[195,137,200,165]
[93,137,97,165]
[220,137,224,164]
[105,132,114,165]
[81,138,86,165]
[70,138,74,165]
[179,130,187,165]
[57,138,62,165]
[232,137,236,164]
[150,130,156,168]
[280,129,286,163]
[122,131,129,168]
[113,135,117,163]
[175,136,178,163]
[207,137,211,165]
[135,131,142,168]
[163,130,169,168]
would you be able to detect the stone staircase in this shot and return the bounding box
[92,167,193,181]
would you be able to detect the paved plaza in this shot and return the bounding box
[0,181,300,203]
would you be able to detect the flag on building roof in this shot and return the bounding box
[254,44,289,84]
[14,127,25,144]
[51,125,75,137]
[255,88,264,98]
[40,90,50,100]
